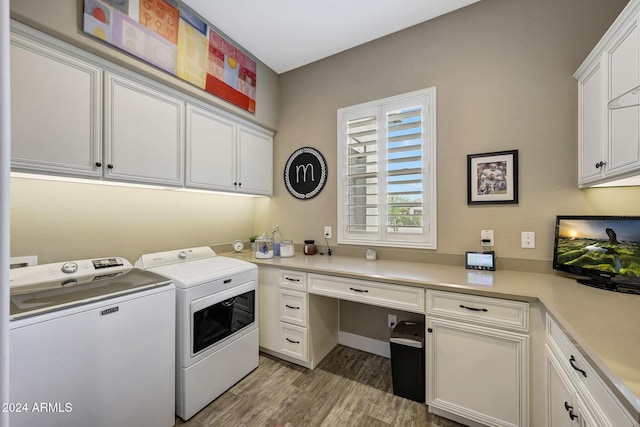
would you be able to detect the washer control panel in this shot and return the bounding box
[135,246,217,269]
[10,257,132,288]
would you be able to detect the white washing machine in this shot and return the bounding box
[8,257,176,427]
[135,246,258,420]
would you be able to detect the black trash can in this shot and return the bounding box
[390,320,425,403]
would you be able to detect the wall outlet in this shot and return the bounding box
[324,226,332,239]
[481,229,494,246]
[521,231,535,249]
[388,314,397,328]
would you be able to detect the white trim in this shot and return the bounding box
[1,0,11,425]
[338,331,391,358]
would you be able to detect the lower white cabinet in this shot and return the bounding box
[545,315,637,426]
[546,345,603,426]
[308,273,425,313]
[258,266,338,368]
[426,290,529,427]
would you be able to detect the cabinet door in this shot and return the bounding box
[546,346,577,427]
[575,394,606,427]
[578,59,605,185]
[427,317,529,426]
[237,125,273,195]
[605,15,640,178]
[258,267,281,352]
[104,73,184,186]
[10,34,102,178]
[185,104,236,191]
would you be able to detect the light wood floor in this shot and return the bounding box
[176,345,464,427]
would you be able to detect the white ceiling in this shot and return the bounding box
[181,0,481,74]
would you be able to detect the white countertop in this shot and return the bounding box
[225,251,640,420]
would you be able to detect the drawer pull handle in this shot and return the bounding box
[569,355,587,378]
[285,338,300,344]
[564,402,578,421]
[285,304,300,310]
[285,277,300,282]
[349,287,369,293]
[459,304,488,312]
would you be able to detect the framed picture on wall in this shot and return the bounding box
[467,150,518,205]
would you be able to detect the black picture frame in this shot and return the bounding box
[467,150,518,205]
[284,147,328,200]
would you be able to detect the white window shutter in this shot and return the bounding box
[338,88,437,249]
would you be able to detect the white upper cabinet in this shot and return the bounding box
[10,21,273,196]
[605,15,640,178]
[185,104,273,195]
[236,125,273,196]
[576,1,640,187]
[186,104,236,191]
[10,32,102,178]
[104,72,185,187]
[577,61,605,184]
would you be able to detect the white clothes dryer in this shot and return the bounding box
[136,246,258,420]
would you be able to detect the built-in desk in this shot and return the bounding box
[224,251,640,424]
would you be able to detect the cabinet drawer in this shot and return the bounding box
[280,270,307,291]
[308,273,425,313]
[546,316,635,426]
[280,323,308,362]
[427,290,529,331]
[279,289,307,327]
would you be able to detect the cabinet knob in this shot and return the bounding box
[459,304,488,312]
[595,161,606,169]
[107,164,114,169]
[95,162,102,167]
[564,402,578,421]
[427,328,433,333]
[569,355,587,377]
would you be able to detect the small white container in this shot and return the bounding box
[366,248,376,260]
[280,240,295,258]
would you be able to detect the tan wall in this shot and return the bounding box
[256,0,638,271]
[11,177,257,264]
[255,0,638,346]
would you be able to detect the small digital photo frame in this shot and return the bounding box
[465,251,496,271]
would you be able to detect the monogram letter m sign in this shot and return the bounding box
[284,147,327,200]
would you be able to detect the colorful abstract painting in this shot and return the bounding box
[83,0,257,113]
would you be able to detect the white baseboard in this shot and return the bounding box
[338,331,390,358]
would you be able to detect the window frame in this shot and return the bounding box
[337,87,437,249]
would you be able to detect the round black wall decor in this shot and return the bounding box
[284,147,328,200]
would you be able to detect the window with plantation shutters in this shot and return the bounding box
[337,88,437,249]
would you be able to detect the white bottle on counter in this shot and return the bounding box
[273,225,282,256]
